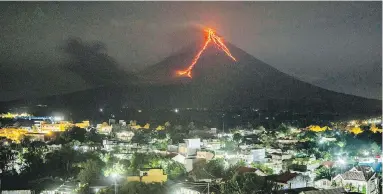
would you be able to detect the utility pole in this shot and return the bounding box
[114,177,118,194]
[207,182,210,194]
[222,114,225,133]
[222,121,225,133]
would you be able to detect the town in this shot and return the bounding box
[0,112,381,194]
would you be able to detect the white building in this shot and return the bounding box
[115,131,134,141]
[274,172,310,190]
[271,153,293,161]
[314,178,332,189]
[251,148,266,162]
[332,166,378,194]
[182,139,201,156]
[202,139,221,150]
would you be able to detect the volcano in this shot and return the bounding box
[1,29,381,119]
[136,31,380,114]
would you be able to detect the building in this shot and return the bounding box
[1,191,34,194]
[302,188,346,194]
[271,153,293,161]
[115,131,134,141]
[236,166,267,176]
[180,139,201,157]
[271,172,310,190]
[201,139,221,150]
[332,166,378,194]
[127,169,167,183]
[196,151,214,162]
[74,121,90,129]
[96,123,112,134]
[313,178,332,190]
[40,121,72,132]
[172,182,217,194]
[252,148,266,162]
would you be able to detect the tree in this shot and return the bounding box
[57,127,87,143]
[370,142,381,155]
[221,172,277,194]
[44,146,78,178]
[103,162,126,177]
[223,140,237,151]
[119,182,167,194]
[169,125,187,144]
[165,161,186,180]
[85,128,103,143]
[205,158,226,178]
[77,159,102,184]
[187,122,196,131]
[314,166,334,180]
[251,163,273,175]
[233,133,242,143]
[131,131,150,145]
[164,121,171,129]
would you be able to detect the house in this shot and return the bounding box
[276,139,298,144]
[183,139,201,156]
[272,153,293,161]
[115,131,134,141]
[332,166,378,194]
[1,191,34,194]
[201,139,221,150]
[274,187,317,194]
[236,166,267,176]
[196,151,214,161]
[265,160,283,174]
[173,182,218,194]
[271,172,310,190]
[313,178,332,189]
[88,179,113,194]
[301,188,347,194]
[172,153,200,172]
[321,161,334,169]
[127,169,167,183]
[251,148,266,162]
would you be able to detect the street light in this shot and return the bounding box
[337,158,346,173]
[337,158,345,165]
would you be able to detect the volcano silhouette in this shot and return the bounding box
[2,32,380,117]
[136,38,380,113]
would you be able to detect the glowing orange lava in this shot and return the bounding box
[176,28,237,78]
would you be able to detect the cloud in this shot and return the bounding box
[62,37,135,86]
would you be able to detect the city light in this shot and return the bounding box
[337,158,345,165]
[174,108,179,113]
[99,108,104,112]
[53,116,63,121]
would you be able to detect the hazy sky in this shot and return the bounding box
[0,1,381,101]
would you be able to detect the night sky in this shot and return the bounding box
[0,2,381,101]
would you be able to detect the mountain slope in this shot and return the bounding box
[137,40,380,113]
[1,37,381,118]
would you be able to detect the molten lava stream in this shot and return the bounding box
[176,28,236,78]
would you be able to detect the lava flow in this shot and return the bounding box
[176,28,237,78]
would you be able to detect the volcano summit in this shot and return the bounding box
[2,28,381,118]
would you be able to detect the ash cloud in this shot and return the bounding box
[62,37,135,87]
